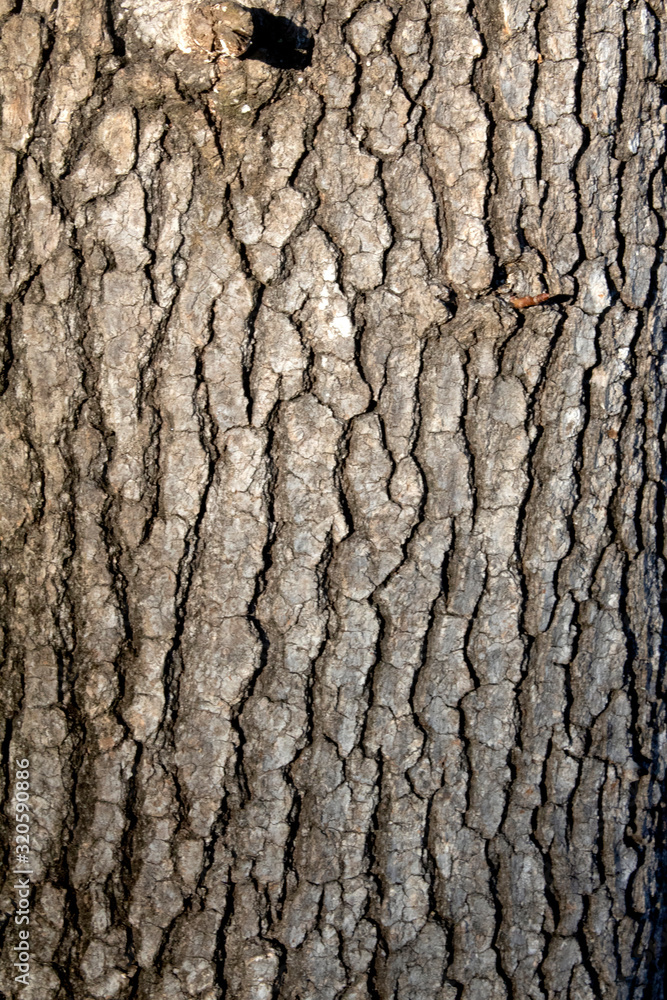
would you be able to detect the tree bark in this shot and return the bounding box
[0,0,666,997]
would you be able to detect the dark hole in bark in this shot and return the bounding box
[244,9,312,69]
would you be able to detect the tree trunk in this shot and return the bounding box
[0,0,666,997]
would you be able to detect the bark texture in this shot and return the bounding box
[0,0,666,997]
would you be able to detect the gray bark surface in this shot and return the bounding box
[0,0,666,997]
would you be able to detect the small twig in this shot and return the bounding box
[508,292,550,309]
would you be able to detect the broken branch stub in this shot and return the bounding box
[188,1,254,61]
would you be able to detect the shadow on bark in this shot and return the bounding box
[244,9,312,69]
